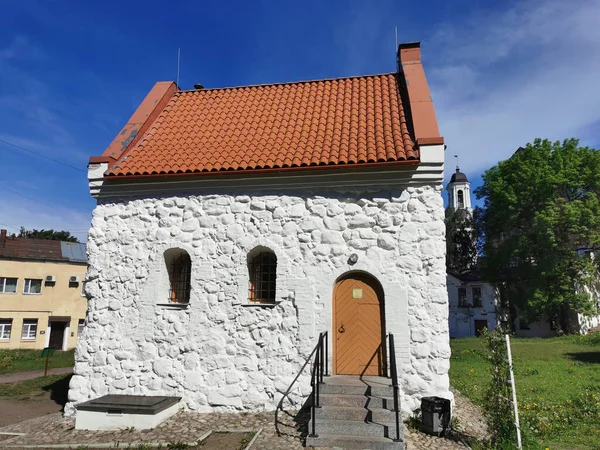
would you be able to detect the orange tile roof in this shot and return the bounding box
[107,73,419,177]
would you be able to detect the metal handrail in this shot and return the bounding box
[388,334,401,442]
[308,331,328,438]
[275,331,328,438]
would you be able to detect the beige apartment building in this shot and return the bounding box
[0,229,87,350]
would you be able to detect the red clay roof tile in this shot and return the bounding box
[107,73,420,177]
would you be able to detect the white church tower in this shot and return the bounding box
[446,158,472,212]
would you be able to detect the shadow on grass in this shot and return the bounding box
[42,374,72,408]
[566,352,600,364]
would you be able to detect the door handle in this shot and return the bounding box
[338,324,345,334]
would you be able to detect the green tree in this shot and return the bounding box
[18,227,79,243]
[475,138,600,333]
[445,207,479,272]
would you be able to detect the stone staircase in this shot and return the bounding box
[305,375,406,449]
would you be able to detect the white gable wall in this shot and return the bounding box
[66,179,450,416]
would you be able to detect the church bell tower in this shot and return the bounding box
[447,157,472,212]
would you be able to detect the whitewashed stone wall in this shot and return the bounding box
[66,184,451,416]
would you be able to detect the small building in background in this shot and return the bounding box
[447,270,498,337]
[0,229,87,350]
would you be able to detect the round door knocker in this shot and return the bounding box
[338,324,345,333]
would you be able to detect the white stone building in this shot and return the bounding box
[67,43,451,417]
[447,271,498,338]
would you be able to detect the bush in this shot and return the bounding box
[575,330,600,346]
[484,327,517,446]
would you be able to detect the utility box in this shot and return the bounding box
[421,396,451,436]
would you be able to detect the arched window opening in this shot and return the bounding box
[457,190,464,208]
[248,250,277,303]
[167,251,191,304]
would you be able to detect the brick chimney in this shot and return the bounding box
[397,42,443,147]
[0,229,6,248]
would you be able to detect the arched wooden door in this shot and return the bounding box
[333,273,385,375]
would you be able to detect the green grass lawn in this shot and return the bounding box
[0,349,75,375]
[450,335,600,449]
[0,373,71,402]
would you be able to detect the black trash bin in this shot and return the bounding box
[421,396,451,436]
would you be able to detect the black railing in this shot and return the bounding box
[275,331,328,438]
[308,331,328,438]
[388,333,401,442]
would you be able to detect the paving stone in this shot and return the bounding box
[0,388,487,449]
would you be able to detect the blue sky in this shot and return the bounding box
[1,0,599,241]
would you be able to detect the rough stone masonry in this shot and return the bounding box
[65,184,451,416]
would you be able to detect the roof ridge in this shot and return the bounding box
[176,72,397,94]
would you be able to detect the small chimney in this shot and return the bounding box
[397,41,443,146]
[0,229,6,248]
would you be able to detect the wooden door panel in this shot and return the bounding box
[334,274,384,375]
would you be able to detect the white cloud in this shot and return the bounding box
[424,0,600,179]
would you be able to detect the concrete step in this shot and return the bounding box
[306,434,405,450]
[308,418,400,438]
[315,405,398,423]
[320,380,393,397]
[319,393,395,410]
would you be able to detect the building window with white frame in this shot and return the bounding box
[21,319,37,340]
[78,319,85,335]
[23,279,42,295]
[0,319,12,340]
[0,277,17,294]
[472,287,482,307]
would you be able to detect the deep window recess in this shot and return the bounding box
[457,190,464,208]
[21,319,37,340]
[472,287,482,307]
[0,319,12,340]
[78,319,85,335]
[248,251,277,303]
[23,279,42,294]
[168,253,191,303]
[0,277,17,294]
[458,287,468,307]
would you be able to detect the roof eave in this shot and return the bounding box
[102,158,421,181]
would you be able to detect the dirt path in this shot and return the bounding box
[0,368,72,384]
[0,396,63,427]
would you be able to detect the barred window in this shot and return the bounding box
[168,252,191,304]
[248,250,277,303]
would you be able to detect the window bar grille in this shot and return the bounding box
[169,254,191,303]
[248,252,277,303]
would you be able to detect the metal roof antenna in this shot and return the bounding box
[395,26,399,71]
[454,154,459,170]
[176,48,181,90]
